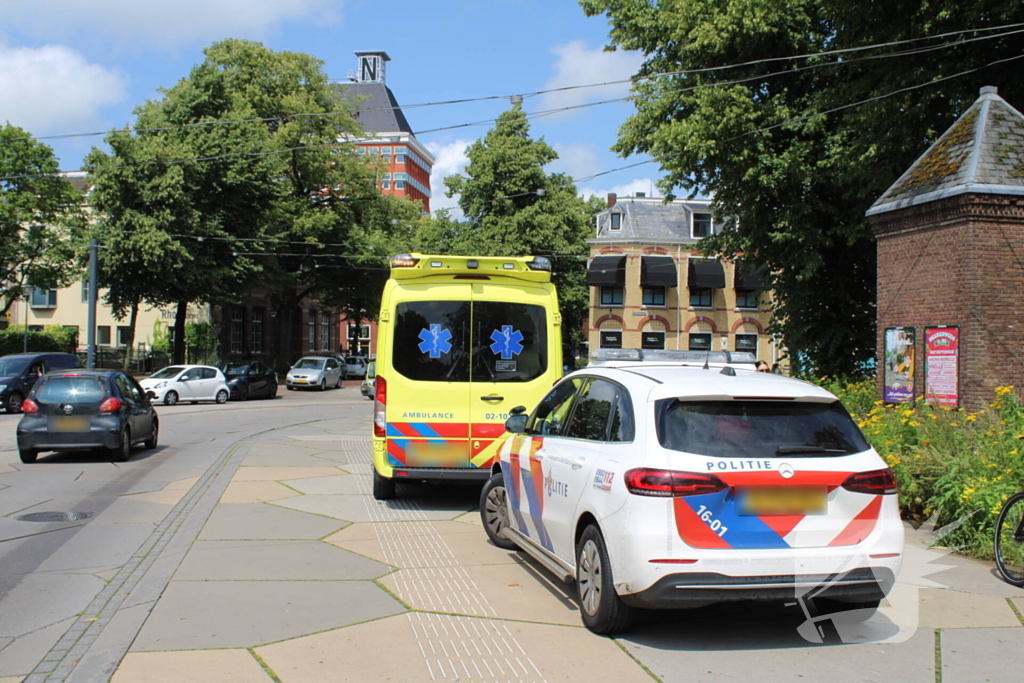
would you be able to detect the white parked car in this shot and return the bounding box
[139,365,230,406]
[343,355,368,379]
[480,350,904,634]
[285,356,343,391]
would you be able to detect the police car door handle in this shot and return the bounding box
[480,395,504,401]
[570,459,585,470]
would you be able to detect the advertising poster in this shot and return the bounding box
[924,326,960,408]
[883,327,915,404]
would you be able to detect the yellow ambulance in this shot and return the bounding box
[371,253,563,499]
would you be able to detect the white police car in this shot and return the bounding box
[480,350,904,634]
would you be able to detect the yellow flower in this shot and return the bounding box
[950,422,960,427]
[902,409,914,417]
[1010,449,1018,456]
[966,414,977,422]
[909,421,921,427]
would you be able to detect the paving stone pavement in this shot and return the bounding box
[99,413,1024,683]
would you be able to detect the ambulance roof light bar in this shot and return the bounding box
[391,254,419,268]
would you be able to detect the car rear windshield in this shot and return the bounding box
[150,366,186,379]
[294,358,324,369]
[655,400,871,458]
[35,376,109,404]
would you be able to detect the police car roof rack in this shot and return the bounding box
[589,348,757,368]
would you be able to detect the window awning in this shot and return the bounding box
[734,260,766,290]
[688,259,726,289]
[640,255,677,288]
[587,255,626,286]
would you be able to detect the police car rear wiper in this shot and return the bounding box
[774,446,848,456]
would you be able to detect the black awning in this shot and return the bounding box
[688,259,726,289]
[640,255,677,288]
[587,255,626,286]
[734,260,766,290]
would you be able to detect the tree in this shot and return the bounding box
[580,0,1024,377]
[0,124,83,316]
[86,39,417,366]
[416,106,602,358]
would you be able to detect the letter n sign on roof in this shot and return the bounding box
[361,56,382,82]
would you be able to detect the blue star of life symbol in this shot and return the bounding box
[417,324,452,358]
[489,325,524,360]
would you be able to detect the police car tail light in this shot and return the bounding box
[99,398,122,413]
[373,375,387,437]
[842,468,898,495]
[21,399,40,414]
[624,468,727,497]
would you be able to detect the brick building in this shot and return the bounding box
[867,86,1024,411]
[586,194,778,363]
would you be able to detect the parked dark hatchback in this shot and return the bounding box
[0,352,82,414]
[216,361,278,401]
[16,370,159,464]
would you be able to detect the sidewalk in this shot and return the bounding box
[29,414,1022,683]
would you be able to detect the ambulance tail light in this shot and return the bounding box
[842,468,898,495]
[373,375,387,437]
[391,254,419,268]
[624,468,726,497]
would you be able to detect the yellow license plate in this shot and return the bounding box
[293,380,307,384]
[405,441,467,467]
[738,487,827,516]
[49,416,91,432]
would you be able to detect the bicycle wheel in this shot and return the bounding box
[994,491,1024,587]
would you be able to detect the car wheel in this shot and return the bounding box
[6,392,24,414]
[577,525,633,634]
[164,391,179,406]
[144,416,159,449]
[237,384,249,401]
[286,385,295,391]
[319,379,327,392]
[334,376,341,389]
[19,448,37,464]
[215,389,229,404]
[267,382,278,399]
[372,466,396,500]
[112,428,132,463]
[480,473,518,550]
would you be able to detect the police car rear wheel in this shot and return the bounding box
[372,467,396,500]
[577,525,633,634]
[480,474,517,550]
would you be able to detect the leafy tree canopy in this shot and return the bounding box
[581,0,1024,377]
[0,124,83,315]
[416,107,602,356]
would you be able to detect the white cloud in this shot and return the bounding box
[2,0,343,50]
[0,45,128,132]
[578,178,662,203]
[425,139,471,216]
[540,40,643,114]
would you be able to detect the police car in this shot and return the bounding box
[480,350,904,634]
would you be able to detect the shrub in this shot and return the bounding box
[0,327,77,355]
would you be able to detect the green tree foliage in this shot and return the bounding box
[580,0,1024,377]
[86,39,417,366]
[0,124,83,315]
[416,107,602,357]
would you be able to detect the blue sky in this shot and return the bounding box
[0,0,664,214]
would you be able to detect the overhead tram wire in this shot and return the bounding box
[6,21,1024,147]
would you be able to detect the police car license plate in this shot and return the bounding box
[737,486,827,516]
[49,416,90,432]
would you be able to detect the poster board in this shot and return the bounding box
[923,326,960,408]
[883,327,915,404]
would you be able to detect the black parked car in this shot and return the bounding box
[16,370,158,464]
[0,352,82,414]
[216,361,278,401]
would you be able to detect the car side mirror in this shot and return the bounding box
[146,390,156,399]
[179,376,189,382]
[510,405,527,416]
[505,414,528,434]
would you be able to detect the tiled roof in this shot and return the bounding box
[592,197,710,244]
[333,82,412,135]
[868,86,1024,216]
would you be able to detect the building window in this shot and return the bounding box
[230,306,244,354]
[610,213,621,231]
[367,146,378,156]
[735,334,758,354]
[642,286,666,306]
[251,307,264,354]
[736,290,760,309]
[641,331,665,350]
[308,311,317,352]
[692,213,713,238]
[321,313,331,351]
[382,173,391,190]
[690,287,712,307]
[395,146,407,163]
[689,333,711,351]
[381,147,392,162]
[599,330,622,348]
[117,326,133,347]
[600,286,623,306]
[394,173,407,190]
[29,288,57,308]
[81,279,90,303]
[97,325,111,346]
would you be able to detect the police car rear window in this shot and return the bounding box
[655,400,870,458]
[393,301,547,383]
[35,377,109,404]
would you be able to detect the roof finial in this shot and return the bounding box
[980,85,998,96]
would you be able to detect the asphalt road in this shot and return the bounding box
[0,381,365,680]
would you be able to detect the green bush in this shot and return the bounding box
[0,326,78,355]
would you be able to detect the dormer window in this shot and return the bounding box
[692,212,713,238]
[610,213,621,231]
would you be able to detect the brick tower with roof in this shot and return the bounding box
[867,86,1024,410]
[335,51,434,213]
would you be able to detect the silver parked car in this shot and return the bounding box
[285,356,343,391]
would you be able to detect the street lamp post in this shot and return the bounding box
[21,285,33,353]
